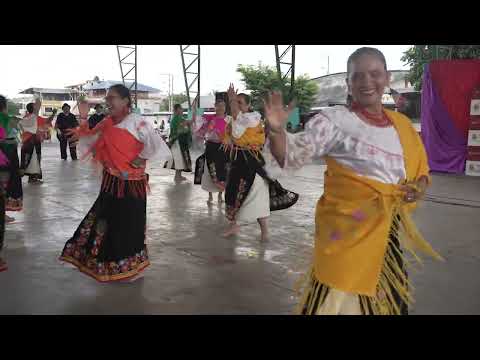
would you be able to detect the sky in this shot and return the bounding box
[0,45,411,98]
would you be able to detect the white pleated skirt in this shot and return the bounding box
[167,141,187,170]
[236,174,270,222]
[201,162,221,192]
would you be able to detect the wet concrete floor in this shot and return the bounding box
[1,142,479,314]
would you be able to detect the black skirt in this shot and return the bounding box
[225,148,299,222]
[194,141,228,190]
[59,171,149,282]
[20,135,42,180]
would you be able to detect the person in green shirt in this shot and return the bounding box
[0,95,23,224]
[0,95,17,271]
[164,103,192,182]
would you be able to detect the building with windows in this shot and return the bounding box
[66,79,165,114]
[310,70,413,108]
[18,87,78,116]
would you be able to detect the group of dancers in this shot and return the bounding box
[0,95,57,272]
[1,47,443,315]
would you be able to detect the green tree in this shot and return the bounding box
[7,100,21,116]
[159,93,189,111]
[402,45,480,91]
[237,63,319,115]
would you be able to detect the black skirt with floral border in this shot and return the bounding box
[59,171,149,282]
[194,141,228,190]
[225,148,299,222]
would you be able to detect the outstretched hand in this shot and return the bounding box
[33,97,42,115]
[227,83,238,103]
[263,91,295,134]
[64,128,80,142]
[227,83,239,119]
[192,96,198,109]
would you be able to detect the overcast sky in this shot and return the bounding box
[0,45,411,98]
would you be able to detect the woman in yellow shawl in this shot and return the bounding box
[265,47,442,315]
[222,85,298,241]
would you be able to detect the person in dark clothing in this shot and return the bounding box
[55,103,79,160]
[88,104,105,129]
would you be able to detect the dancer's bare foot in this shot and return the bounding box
[5,215,15,223]
[223,224,240,237]
[207,193,214,206]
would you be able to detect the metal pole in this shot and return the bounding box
[180,45,191,109]
[167,75,170,112]
[134,45,138,108]
[171,74,174,112]
[327,56,330,74]
[289,45,296,100]
[275,45,282,82]
[116,46,124,84]
[197,45,200,109]
[169,75,172,112]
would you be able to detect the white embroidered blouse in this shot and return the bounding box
[265,106,406,184]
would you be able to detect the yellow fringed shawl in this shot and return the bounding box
[223,122,265,149]
[311,109,443,297]
[222,121,266,161]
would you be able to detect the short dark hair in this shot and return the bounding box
[62,103,71,110]
[0,95,7,112]
[173,104,182,112]
[215,99,226,105]
[26,102,34,114]
[109,84,132,108]
[94,104,103,110]
[347,47,387,75]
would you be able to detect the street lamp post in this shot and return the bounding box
[160,73,173,112]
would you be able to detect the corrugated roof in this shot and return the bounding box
[20,87,77,95]
[82,80,159,92]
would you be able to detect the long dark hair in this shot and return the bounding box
[109,84,132,108]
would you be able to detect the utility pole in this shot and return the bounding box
[274,45,296,98]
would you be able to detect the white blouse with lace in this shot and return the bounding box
[20,114,38,134]
[265,106,406,184]
[232,111,262,139]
